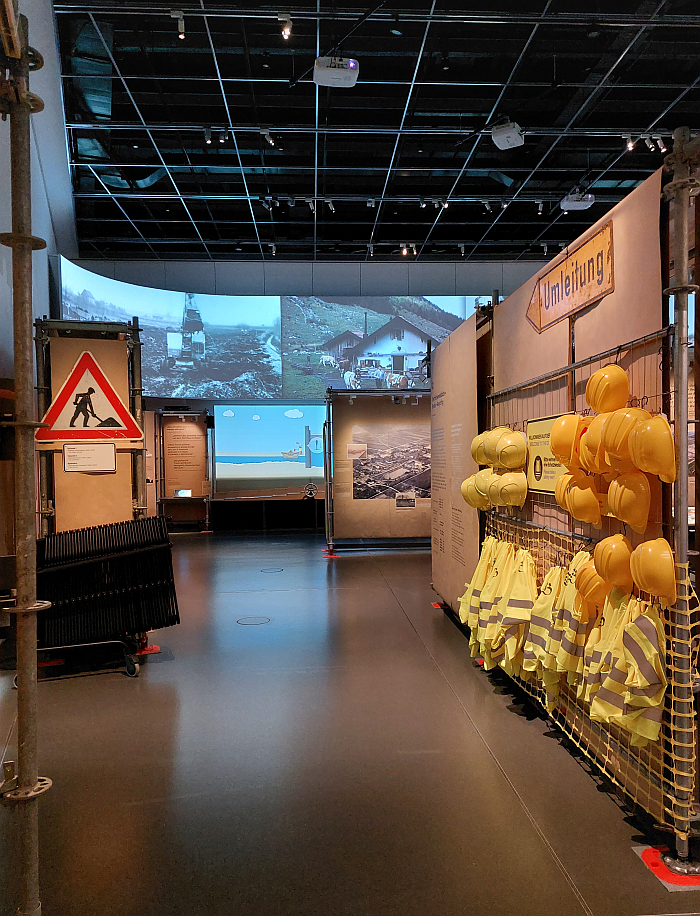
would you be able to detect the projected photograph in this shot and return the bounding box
[214,402,325,494]
[60,259,282,399]
[351,422,431,500]
[281,296,476,399]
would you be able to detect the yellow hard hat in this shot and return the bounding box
[482,427,512,466]
[628,414,676,483]
[585,364,630,413]
[471,434,488,466]
[495,429,528,470]
[607,470,651,534]
[593,534,634,594]
[487,472,504,506]
[461,475,491,510]
[497,471,528,508]
[601,407,651,464]
[549,414,582,468]
[580,412,614,475]
[555,473,573,511]
[567,479,603,527]
[630,538,676,605]
[576,559,611,608]
[474,467,494,499]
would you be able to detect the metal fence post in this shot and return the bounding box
[664,126,700,863]
[0,11,52,915]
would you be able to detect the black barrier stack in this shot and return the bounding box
[36,517,180,648]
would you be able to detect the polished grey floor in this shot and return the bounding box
[1,534,699,916]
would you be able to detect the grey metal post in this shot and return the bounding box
[665,126,700,863]
[130,316,146,518]
[0,13,52,915]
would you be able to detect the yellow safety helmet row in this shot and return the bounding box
[554,471,603,528]
[461,469,528,510]
[471,428,528,470]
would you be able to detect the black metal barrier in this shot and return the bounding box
[36,517,180,648]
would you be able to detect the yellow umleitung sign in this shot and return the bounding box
[526,221,614,333]
[526,415,569,493]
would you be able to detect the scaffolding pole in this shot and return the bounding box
[665,125,700,862]
[0,9,52,915]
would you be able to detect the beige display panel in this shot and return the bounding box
[493,169,663,392]
[332,395,431,539]
[48,337,133,531]
[430,316,479,612]
[162,414,209,498]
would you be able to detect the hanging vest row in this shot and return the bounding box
[458,538,668,746]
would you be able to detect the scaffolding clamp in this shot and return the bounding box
[1,765,52,806]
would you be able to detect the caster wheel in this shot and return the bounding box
[125,657,139,677]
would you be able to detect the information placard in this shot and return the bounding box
[62,442,117,473]
[526,415,569,493]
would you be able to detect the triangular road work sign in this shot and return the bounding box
[35,350,143,443]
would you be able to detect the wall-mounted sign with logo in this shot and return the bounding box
[526,415,570,493]
[526,221,614,333]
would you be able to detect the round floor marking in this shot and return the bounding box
[237,616,271,626]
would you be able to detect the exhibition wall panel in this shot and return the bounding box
[493,170,663,392]
[430,316,479,612]
[330,394,431,540]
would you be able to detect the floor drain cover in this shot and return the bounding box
[260,567,283,573]
[237,616,271,626]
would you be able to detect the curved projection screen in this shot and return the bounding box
[214,402,325,495]
[60,259,483,399]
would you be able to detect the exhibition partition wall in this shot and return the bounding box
[431,166,699,857]
[326,390,431,545]
[430,316,480,612]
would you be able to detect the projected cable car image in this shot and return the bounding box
[166,293,206,371]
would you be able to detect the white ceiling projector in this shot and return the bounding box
[313,56,360,88]
[491,121,525,150]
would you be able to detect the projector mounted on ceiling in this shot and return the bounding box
[313,56,359,88]
[560,189,596,211]
[491,120,525,150]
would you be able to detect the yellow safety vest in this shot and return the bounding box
[459,536,497,626]
[471,541,514,659]
[491,548,538,678]
[522,565,565,678]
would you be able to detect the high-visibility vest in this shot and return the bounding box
[615,601,667,746]
[589,595,640,722]
[491,548,538,678]
[471,541,514,659]
[522,565,565,677]
[556,589,598,681]
[459,536,497,626]
[542,551,591,707]
[581,588,631,706]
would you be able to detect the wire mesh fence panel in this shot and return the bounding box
[483,327,698,843]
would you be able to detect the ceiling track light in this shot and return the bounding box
[367,198,375,208]
[270,243,276,256]
[401,243,408,256]
[411,244,417,256]
[419,198,426,208]
[623,134,636,152]
[482,200,492,213]
[537,200,543,216]
[653,135,667,153]
[204,127,212,145]
[459,244,465,257]
[260,128,275,147]
[442,200,449,209]
[261,199,271,211]
[278,11,292,40]
[219,130,227,144]
[170,9,185,39]
[368,244,374,257]
[541,241,548,257]
[643,135,655,151]
[306,198,315,213]
[327,200,335,213]
[501,200,509,210]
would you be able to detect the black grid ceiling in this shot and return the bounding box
[54,1,700,261]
